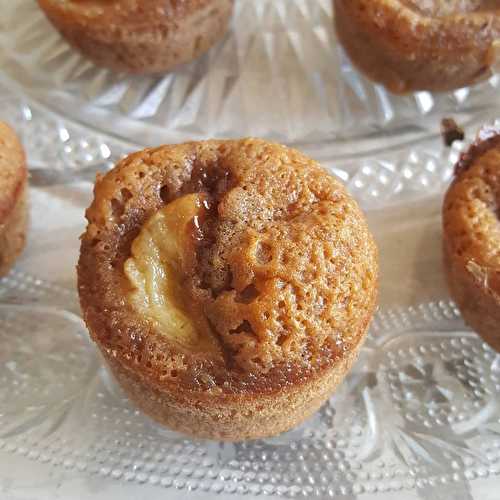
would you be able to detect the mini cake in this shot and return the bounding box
[0,123,28,278]
[37,0,234,74]
[334,0,500,93]
[443,125,500,351]
[78,138,378,440]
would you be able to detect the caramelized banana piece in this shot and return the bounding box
[125,193,214,351]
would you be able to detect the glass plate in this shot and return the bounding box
[2,80,499,210]
[0,0,499,161]
[1,2,500,495]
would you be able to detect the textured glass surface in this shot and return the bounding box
[0,0,498,159]
[1,2,500,495]
[4,86,500,211]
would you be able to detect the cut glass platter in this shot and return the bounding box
[0,90,500,498]
[0,0,499,162]
[1,0,500,498]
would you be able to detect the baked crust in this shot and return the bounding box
[443,125,500,351]
[78,138,378,440]
[334,0,500,93]
[0,123,28,277]
[37,0,234,74]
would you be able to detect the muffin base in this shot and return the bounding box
[102,340,364,441]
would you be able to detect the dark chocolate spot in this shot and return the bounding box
[441,118,465,147]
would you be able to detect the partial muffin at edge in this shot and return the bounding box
[443,125,500,351]
[37,0,234,74]
[0,122,28,278]
[78,138,379,440]
[334,0,500,93]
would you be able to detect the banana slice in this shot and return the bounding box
[125,193,212,350]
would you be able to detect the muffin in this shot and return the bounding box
[37,0,234,74]
[78,138,378,440]
[443,124,500,351]
[0,123,28,278]
[334,0,500,93]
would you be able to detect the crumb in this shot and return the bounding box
[441,118,465,147]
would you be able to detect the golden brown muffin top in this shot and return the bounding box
[0,122,27,221]
[38,0,226,31]
[78,139,378,395]
[352,0,500,23]
[401,0,500,17]
[443,128,500,293]
[337,0,500,66]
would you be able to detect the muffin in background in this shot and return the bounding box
[334,0,500,93]
[37,0,234,74]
